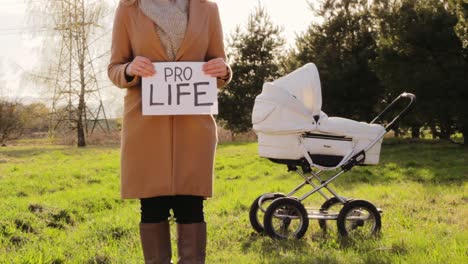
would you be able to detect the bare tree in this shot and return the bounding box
[0,99,25,146]
[26,0,111,147]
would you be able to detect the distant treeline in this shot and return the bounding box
[0,99,123,145]
[219,0,467,144]
[0,100,49,145]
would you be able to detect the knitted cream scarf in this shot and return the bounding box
[140,0,189,60]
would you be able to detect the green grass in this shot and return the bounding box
[0,141,467,263]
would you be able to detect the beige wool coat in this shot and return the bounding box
[108,0,232,199]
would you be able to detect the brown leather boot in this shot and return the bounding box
[176,222,206,264]
[139,221,172,264]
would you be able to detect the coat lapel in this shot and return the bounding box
[175,0,209,61]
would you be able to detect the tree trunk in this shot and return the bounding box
[77,5,87,148]
[77,116,86,147]
[411,125,420,138]
[439,122,452,140]
[76,81,86,147]
[393,124,400,138]
[429,123,439,139]
[462,126,468,146]
[77,51,86,147]
[77,87,86,147]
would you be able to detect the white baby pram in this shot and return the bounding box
[249,63,416,239]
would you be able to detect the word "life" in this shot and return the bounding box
[149,82,213,107]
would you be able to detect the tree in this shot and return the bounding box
[372,0,467,142]
[22,103,50,134]
[448,0,468,144]
[218,6,285,134]
[0,99,26,145]
[449,0,468,47]
[26,0,110,147]
[290,0,383,123]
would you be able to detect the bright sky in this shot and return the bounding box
[0,0,315,117]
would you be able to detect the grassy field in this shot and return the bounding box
[0,140,466,263]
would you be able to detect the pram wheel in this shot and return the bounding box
[263,198,309,240]
[318,197,346,233]
[337,200,381,238]
[249,193,285,234]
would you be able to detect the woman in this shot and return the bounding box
[107,0,232,263]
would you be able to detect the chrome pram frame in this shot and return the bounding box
[250,92,416,239]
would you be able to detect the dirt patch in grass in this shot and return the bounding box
[14,219,37,234]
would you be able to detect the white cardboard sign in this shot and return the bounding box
[142,62,218,115]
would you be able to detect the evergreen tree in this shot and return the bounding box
[291,0,383,122]
[218,6,285,134]
[373,0,467,142]
[449,0,468,47]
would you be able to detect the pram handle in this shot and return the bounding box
[370,92,416,131]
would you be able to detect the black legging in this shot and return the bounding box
[140,195,204,224]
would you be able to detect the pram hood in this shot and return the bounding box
[252,63,384,137]
[252,63,325,134]
[273,63,322,116]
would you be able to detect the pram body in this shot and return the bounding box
[249,63,416,239]
[253,63,385,168]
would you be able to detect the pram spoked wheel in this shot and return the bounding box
[249,193,285,234]
[263,197,309,239]
[318,197,346,233]
[336,200,381,237]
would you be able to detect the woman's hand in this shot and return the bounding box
[203,58,228,79]
[126,56,156,78]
